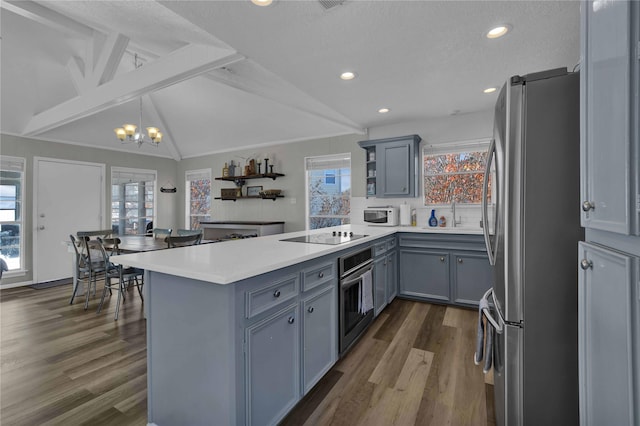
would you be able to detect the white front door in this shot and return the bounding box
[34,158,104,283]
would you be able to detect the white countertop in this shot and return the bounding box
[114,225,485,285]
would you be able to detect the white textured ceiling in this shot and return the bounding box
[0,0,581,160]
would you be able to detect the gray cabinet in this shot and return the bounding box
[372,237,398,315]
[399,248,450,302]
[302,284,337,394]
[397,233,491,306]
[452,252,493,306]
[578,242,638,426]
[245,304,300,426]
[386,250,397,303]
[580,0,639,236]
[358,134,421,198]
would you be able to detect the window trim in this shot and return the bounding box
[185,168,212,229]
[422,138,491,206]
[111,167,157,236]
[0,156,26,275]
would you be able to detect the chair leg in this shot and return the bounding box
[136,276,144,301]
[84,279,91,310]
[69,277,79,304]
[96,276,110,314]
[114,275,124,321]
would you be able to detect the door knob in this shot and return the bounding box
[440,257,445,262]
[580,259,593,270]
[288,316,295,324]
[582,201,595,212]
[307,306,314,313]
[38,225,45,230]
[273,290,281,298]
[458,258,463,263]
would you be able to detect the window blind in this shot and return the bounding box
[112,168,156,185]
[305,154,351,171]
[186,169,211,182]
[0,156,25,172]
[423,139,491,156]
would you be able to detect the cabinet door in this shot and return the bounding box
[386,251,397,303]
[399,248,449,302]
[302,285,337,394]
[451,252,492,306]
[578,242,637,426]
[581,0,634,234]
[246,304,300,426]
[373,255,387,316]
[379,140,412,197]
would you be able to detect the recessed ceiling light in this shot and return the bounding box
[486,25,510,39]
[340,71,357,80]
[251,0,273,6]
[378,108,390,114]
[484,87,497,93]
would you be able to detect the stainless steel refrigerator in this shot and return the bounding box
[481,68,584,426]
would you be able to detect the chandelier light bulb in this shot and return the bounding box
[114,128,126,141]
[123,124,137,137]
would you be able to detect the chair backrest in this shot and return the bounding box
[153,228,172,239]
[98,237,122,256]
[84,239,112,272]
[176,229,203,237]
[165,233,201,248]
[70,234,91,269]
[77,229,113,239]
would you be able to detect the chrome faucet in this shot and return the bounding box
[451,200,462,227]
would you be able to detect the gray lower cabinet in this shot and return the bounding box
[578,242,639,426]
[397,233,491,306]
[386,250,397,303]
[452,252,493,305]
[302,284,337,393]
[372,237,398,315]
[399,248,450,302]
[246,304,300,426]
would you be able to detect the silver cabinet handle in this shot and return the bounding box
[458,258,463,263]
[580,259,593,270]
[318,271,324,278]
[288,316,295,324]
[307,306,314,313]
[582,201,595,212]
[273,290,281,298]
[440,257,445,262]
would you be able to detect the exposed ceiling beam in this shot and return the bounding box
[23,44,245,136]
[1,0,94,38]
[91,33,129,87]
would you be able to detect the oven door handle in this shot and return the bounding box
[341,258,374,280]
[341,264,373,289]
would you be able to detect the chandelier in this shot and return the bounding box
[114,54,162,147]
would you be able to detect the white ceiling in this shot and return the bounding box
[1,0,581,160]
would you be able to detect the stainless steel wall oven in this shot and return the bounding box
[338,246,374,356]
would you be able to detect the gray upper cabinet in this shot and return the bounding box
[580,0,639,235]
[359,135,421,198]
[578,242,638,426]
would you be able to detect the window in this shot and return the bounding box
[306,154,351,230]
[185,169,211,229]
[111,168,156,235]
[423,140,491,205]
[0,156,25,273]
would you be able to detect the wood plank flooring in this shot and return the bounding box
[1,284,494,425]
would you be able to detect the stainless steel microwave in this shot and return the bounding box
[363,206,399,226]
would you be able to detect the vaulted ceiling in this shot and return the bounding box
[1,1,580,160]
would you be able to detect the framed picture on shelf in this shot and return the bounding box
[246,185,263,197]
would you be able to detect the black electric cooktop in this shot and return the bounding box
[280,231,368,245]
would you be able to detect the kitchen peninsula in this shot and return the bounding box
[115,225,488,426]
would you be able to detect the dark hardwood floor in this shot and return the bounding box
[1,283,494,425]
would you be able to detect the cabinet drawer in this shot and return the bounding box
[302,261,335,292]
[246,275,299,319]
[374,241,387,257]
[386,238,396,251]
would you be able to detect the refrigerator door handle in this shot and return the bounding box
[482,139,497,265]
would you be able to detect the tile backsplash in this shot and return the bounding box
[351,197,489,229]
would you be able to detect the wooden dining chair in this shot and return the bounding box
[165,233,202,248]
[69,234,103,305]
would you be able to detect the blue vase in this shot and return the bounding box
[429,209,438,227]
